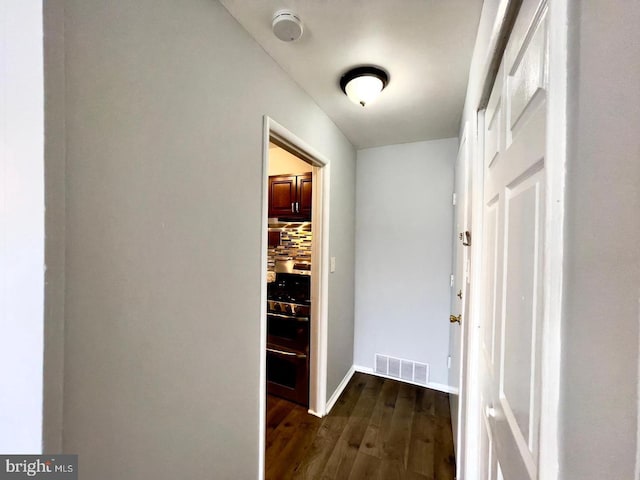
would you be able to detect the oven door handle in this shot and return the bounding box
[267,313,309,322]
[266,347,306,359]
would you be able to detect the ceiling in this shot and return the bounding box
[219,0,483,149]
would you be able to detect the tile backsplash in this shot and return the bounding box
[267,224,312,271]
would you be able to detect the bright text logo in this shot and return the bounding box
[0,456,77,480]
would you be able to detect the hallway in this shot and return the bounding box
[3,1,637,478]
[266,373,455,479]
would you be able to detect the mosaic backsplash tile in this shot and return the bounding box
[267,225,312,271]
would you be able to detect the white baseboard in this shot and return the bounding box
[429,382,459,394]
[354,365,374,375]
[353,365,457,394]
[324,365,356,415]
[307,409,322,418]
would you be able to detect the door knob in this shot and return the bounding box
[450,314,461,324]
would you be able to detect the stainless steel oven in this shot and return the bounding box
[266,346,309,406]
[266,273,311,406]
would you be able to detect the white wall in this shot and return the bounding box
[44,1,356,478]
[354,139,457,387]
[0,0,44,453]
[560,1,640,479]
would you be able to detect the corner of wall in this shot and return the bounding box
[42,0,66,453]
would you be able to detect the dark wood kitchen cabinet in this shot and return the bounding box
[268,173,312,220]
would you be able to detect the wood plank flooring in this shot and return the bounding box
[265,372,456,480]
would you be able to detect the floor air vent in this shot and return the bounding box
[374,354,429,386]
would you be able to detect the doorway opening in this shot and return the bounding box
[258,116,330,478]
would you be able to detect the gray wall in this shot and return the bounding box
[561,1,640,478]
[43,0,66,453]
[354,139,457,386]
[326,145,357,395]
[45,1,356,478]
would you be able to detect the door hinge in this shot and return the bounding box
[450,274,454,287]
[452,193,457,206]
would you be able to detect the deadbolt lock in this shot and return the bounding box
[457,290,463,299]
[450,314,461,324]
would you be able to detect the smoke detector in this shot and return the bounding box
[272,10,304,42]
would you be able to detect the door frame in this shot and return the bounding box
[258,116,331,477]
[453,121,471,475]
[462,0,568,478]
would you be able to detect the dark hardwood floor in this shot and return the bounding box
[265,372,456,480]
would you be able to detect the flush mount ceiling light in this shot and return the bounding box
[339,66,389,107]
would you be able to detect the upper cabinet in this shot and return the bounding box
[268,173,312,221]
[297,174,312,219]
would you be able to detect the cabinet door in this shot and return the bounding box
[297,173,313,220]
[268,175,297,218]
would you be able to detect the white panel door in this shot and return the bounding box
[479,0,549,478]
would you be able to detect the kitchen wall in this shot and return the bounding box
[267,146,314,269]
[44,1,356,478]
[268,144,312,176]
[354,138,457,388]
[267,226,312,270]
[0,0,45,453]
